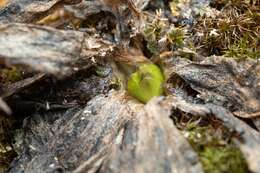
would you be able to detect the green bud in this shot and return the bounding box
[127,64,164,103]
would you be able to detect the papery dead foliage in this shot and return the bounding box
[8,92,204,173]
[0,23,113,76]
[164,56,260,118]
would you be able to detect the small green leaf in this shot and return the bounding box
[127,64,164,103]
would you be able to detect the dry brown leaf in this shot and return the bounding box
[0,23,113,77]
[165,56,260,118]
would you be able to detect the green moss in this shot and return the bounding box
[186,124,248,173]
[201,146,248,173]
[193,0,259,58]
[175,119,249,173]
[143,22,186,56]
[167,27,185,49]
[225,37,260,59]
[143,20,165,55]
[0,67,22,84]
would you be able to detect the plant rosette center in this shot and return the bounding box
[127,63,164,103]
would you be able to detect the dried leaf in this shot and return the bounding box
[0,73,45,99]
[0,23,113,77]
[9,91,131,173]
[0,0,64,23]
[99,97,203,173]
[166,56,260,118]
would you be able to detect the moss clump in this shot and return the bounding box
[143,17,166,55]
[224,37,260,59]
[186,123,249,173]
[0,66,23,85]
[167,27,185,49]
[201,146,248,173]
[192,0,259,58]
[173,115,249,173]
[143,11,187,56]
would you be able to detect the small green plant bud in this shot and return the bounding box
[127,64,164,103]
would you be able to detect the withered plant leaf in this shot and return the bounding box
[98,97,203,173]
[0,73,46,99]
[0,0,64,23]
[166,56,260,118]
[9,91,131,173]
[64,1,106,19]
[0,23,113,77]
[64,0,149,19]
[8,92,203,173]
